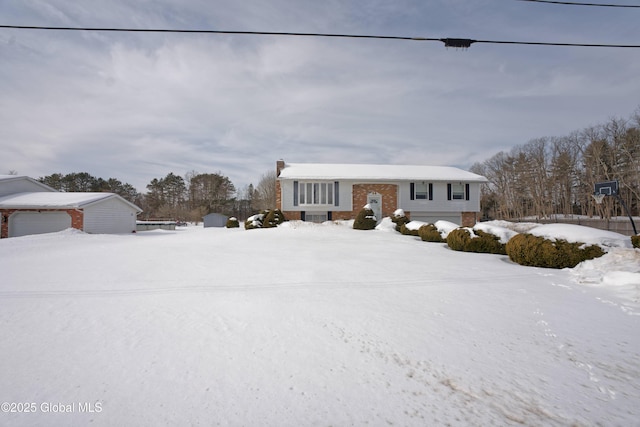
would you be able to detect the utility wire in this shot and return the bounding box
[1,24,640,48]
[517,0,640,7]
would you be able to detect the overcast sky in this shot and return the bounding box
[1,0,639,193]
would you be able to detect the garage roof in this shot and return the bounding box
[0,192,142,212]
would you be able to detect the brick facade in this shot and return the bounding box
[275,160,284,211]
[352,184,398,219]
[461,211,477,227]
[0,209,84,238]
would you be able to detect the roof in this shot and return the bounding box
[0,175,58,191]
[0,192,142,212]
[277,163,488,182]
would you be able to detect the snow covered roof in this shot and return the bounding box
[0,175,57,191]
[0,192,142,212]
[277,163,488,182]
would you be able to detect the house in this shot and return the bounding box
[203,213,228,228]
[0,175,142,238]
[275,160,488,227]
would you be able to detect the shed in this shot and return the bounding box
[0,192,142,238]
[203,213,228,228]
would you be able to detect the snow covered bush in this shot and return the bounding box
[390,209,409,232]
[225,217,239,228]
[262,209,286,228]
[446,228,507,255]
[418,224,445,242]
[506,233,605,269]
[353,205,377,230]
[400,223,419,236]
[632,235,640,249]
[244,213,265,230]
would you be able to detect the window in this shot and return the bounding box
[415,183,429,199]
[447,183,470,201]
[296,181,334,206]
[305,213,328,223]
[451,183,465,200]
[410,182,433,201]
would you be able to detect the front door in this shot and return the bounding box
[367,193,382,223]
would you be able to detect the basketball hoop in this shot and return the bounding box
[592,193,606,205]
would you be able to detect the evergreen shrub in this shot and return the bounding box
[225,217,239,228]
[391,210,410,232]
[446,228,471,251]
[505,233,605,269]
[353,205,377,230]
[244,213,265,230]
[446,228,507,254]
[632,235,640,249]
[418,224,445,242]
[400,223,419,236]
[263,209,286,228]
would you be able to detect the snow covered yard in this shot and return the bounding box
[1,222,639,426]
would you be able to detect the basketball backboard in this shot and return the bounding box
[594,180,619,196]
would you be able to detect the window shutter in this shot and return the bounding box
[410,183,415,200]
[465,184,470,201]
[447,183,452,200]
[327,211,332,221]
[293,181,299,206]
[334,182,340,206]
[428,183,433,201]
[301,211,305,221]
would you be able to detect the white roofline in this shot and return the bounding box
[0,175,58,192]
[0,192,143,212]
[277,163,488,182]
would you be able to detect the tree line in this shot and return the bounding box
[470,109,640,221]
[38,170,277,222]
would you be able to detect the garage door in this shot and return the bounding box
[410,213,461,225]
[9,212,72,237]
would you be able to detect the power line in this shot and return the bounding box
[1,24,640,49]
[517,0,640,7]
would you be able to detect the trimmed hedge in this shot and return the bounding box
[418,224,444,242]
[632,235,640,249]
[446,228,507,255]
[263,209,286,228]
[244,213,265,230]
[400,223,419,236]
[391,211,410,233]
[225,217,240,228]
[353,206,377,230]
[244,209,287,229]
[505,233,605,269]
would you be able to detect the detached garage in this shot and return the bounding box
[0,192,142,238]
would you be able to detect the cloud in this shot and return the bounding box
[1,0,639,192]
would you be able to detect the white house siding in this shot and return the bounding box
[281,180,482,217]
[397,182,481,213]
[83,197,137,234]
[9,211,71,237]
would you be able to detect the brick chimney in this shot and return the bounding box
[276,159,285,177]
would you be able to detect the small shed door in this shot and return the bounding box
[367,193,382,223]
[9,211,72,237]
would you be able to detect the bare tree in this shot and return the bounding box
[254,170,277,210]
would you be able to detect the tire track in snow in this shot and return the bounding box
[0,273,530,299]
